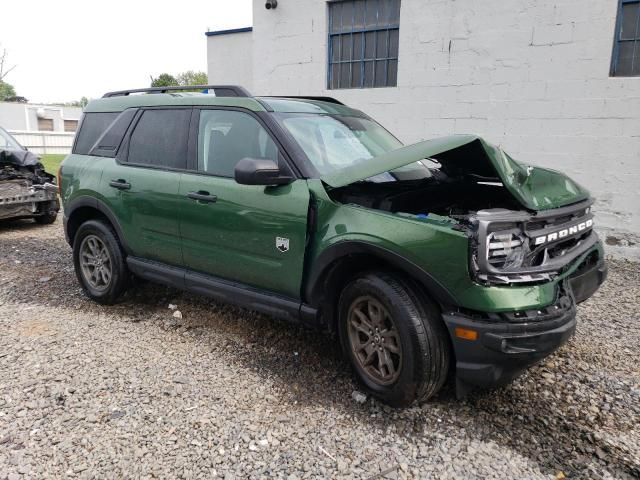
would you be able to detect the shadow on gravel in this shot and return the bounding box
[1,232,637,479]
[0,217,49,232]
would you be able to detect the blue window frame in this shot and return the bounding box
[328,0,401,89]
[611,0,640,76]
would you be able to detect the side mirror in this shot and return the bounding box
[234,158,292,186]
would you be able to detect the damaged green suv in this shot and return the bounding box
[60,85,607,406]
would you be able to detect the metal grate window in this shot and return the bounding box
[328,0,400,89]
[64,120,78,132]
[611,0,640,76]
[37,118,54,132]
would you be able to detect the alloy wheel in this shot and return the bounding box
[79,234,112,291]
[347,295,403,385]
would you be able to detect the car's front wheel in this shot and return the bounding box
[73,219,129,304]
[34,212,57,225]
[338,272,450,407]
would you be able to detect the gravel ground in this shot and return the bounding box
[0,218,638,480]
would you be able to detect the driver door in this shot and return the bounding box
[178,108,310,299]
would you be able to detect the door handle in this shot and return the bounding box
[109,179,131,190]
[187,190,217,203]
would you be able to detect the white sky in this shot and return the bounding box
[1,0,252,104]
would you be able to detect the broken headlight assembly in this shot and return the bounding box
[469,202,599,285]
[486,229,526,269]
[472,221,556,285]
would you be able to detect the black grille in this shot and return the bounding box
[487,232,523,268]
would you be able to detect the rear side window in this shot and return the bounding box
[127,109,190,169]
[73,112,119,155]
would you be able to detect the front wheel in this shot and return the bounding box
[338,272,450,407]
[34,200,59,225]
[34,212,57,225]
[73,220,129,304]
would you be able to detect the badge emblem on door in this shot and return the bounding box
[276,237,290,253]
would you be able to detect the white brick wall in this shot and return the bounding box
[207,0,640,257]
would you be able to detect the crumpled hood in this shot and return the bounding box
[321,134,590,211]
[0,148,41,168]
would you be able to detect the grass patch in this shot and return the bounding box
[39,154,66,174]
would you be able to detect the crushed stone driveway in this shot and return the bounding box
[0,219,638,480]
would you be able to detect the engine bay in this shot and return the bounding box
[0,149,59,221]
[327,171,521,219]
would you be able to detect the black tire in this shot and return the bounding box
[338,272,450,407]
[34,212,57,225]
[72,219,129,304]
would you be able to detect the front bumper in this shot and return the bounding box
[0,181,58,220]
[444,254,606,396]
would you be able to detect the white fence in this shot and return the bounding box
[8,130,75,155]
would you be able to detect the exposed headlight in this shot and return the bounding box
[486,231,525,269]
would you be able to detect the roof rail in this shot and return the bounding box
[265,95,345,105]
[102,85,252,98]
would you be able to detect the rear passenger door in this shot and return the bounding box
[178,108,310,299]
[101,108,190,266]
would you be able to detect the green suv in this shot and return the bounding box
[60,85,607,406]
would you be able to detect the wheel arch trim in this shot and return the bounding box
[64,196,131,254]
[304,241,458,309]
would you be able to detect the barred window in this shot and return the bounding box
[611,0,640,76]
[328,0,400,89]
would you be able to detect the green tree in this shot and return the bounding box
[177,70,208,86]
[0,81,16,101]
[150,71,208,89]
[150,73,178,87]
[64,96,89,107]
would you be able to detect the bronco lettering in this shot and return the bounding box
[534,219,593,246]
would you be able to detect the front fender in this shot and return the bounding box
[305,240,459,307]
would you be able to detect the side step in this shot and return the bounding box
[126,257,318,325]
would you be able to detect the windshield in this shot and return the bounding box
[0,128,23,150]
[278,113,433,182]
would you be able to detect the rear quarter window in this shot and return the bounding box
[89,109,138,158]
[73,112,119,155]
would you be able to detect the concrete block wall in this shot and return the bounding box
[207,30,254,91]
[208,0,640,256]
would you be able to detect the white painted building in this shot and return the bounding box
[0,102,81,133]
[0,102,81,154]
[207,0,640,256]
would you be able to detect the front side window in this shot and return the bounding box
[611,0,640,76]
[197,110,279,177]
[328,0,401,89]
[127,109,190,169]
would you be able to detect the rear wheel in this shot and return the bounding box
[73,220,129,304]
[338,272,450,407]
